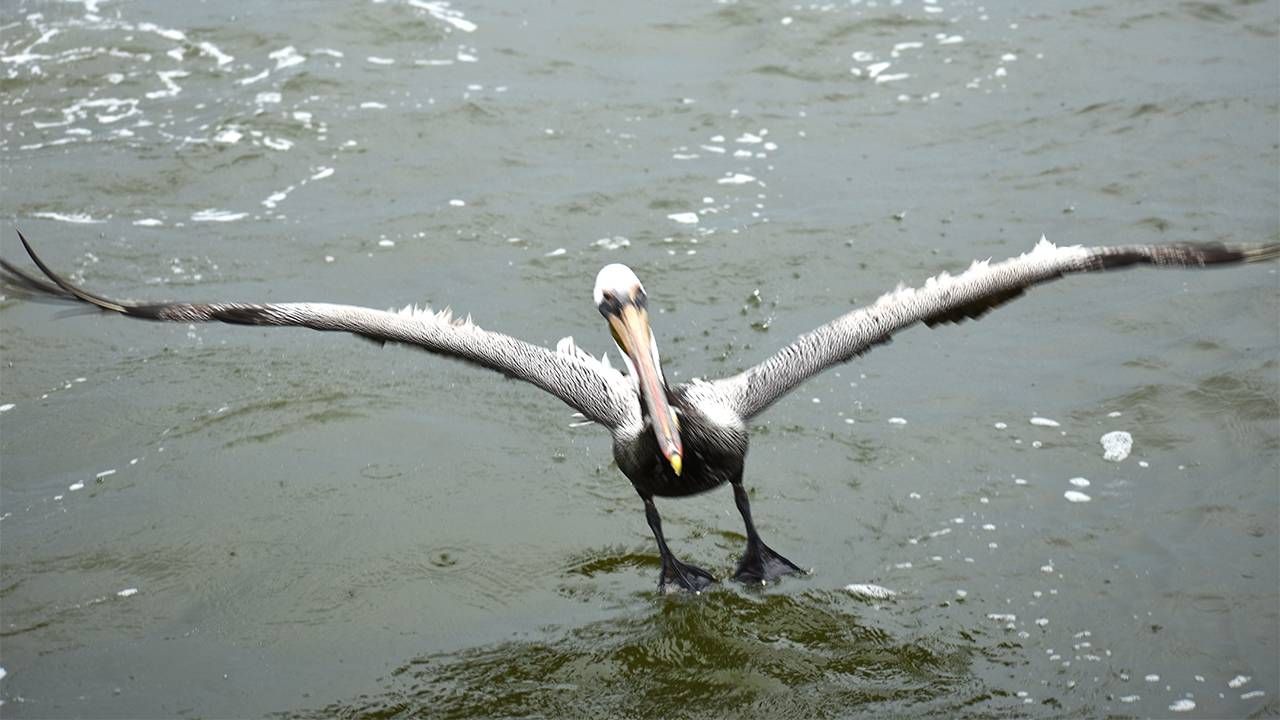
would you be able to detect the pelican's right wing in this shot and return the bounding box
[1,232,637,429]
[710,238,1279,420]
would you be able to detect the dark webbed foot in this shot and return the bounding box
[641,494,717,594]
[733,539,804,585]
[659,556,717,594]
[729,481,805,585]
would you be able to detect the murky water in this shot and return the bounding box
[1,0,1277,717]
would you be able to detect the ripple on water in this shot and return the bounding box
[285,590,1023,719]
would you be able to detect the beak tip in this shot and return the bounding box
[669,453,683,476]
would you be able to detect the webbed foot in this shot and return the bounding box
[659,556,717,594]
[733,539,804,585]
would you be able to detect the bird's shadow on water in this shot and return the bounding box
[278,565,1047,720]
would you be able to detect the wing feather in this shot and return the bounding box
[711,238,1279,419]
[2,232,636,429]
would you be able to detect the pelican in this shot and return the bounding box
[3,232,1276,592]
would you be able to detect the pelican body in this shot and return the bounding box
[3,232,1276,593]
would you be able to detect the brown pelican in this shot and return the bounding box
[3,232,1276,592]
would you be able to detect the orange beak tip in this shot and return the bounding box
[669,453,683,476]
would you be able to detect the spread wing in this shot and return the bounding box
[710,238,1278,420]
[1,231,638,429]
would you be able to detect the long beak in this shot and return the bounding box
[609,303,683,475]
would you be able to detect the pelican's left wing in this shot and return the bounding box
[710,238,1278,420]
[2,232,637,429]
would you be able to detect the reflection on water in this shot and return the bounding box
[287,588,1017,720]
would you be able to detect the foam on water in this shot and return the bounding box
[1100,431,1132,462]
[844,583,897,599]
[191,209,248,222]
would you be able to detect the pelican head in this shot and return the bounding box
[594,264,682,476]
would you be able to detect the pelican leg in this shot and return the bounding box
[731,481,803,585]
[643,496,716,593]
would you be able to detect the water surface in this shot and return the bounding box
[1,0,1277,717]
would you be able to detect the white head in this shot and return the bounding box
[591,263,682,476]
[593,263,643,309]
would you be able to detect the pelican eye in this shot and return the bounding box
[598,293,624,317]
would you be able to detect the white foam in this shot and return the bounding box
[593,236,630,250]
[1030,416,1060,427]
[367,56,395,65]
[1068,477,1090,488]
[887,417,907,425]
[145,69,189,99]
[95,469,116,479]
[449,199,466,207]
[262,186,294,208]
[1168,699,1195,712]
[31,212,104,224]
[137,22,185,41]
[845,583,896,599]
[717,173,757,185]
[360,101,387,109]
[0,404,14,413]
[1229,675,1251,688]
[199,42,234,66]
[134,218,163,227]
[310,167,334,181]
[270,46,305,70]
[408,0,478,32]
[1101,431,1132,461]
[866,61,892,78]
[667,212,699,224]
[1,27,61,66]
[1063,490,1091,503]
[69,481,85,491]
[191,209,247,222]
[545,248,566,257]
[116,587,138,598]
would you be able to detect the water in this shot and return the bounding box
[1,0,1277,717]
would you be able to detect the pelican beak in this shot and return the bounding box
[609,302,683,475]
